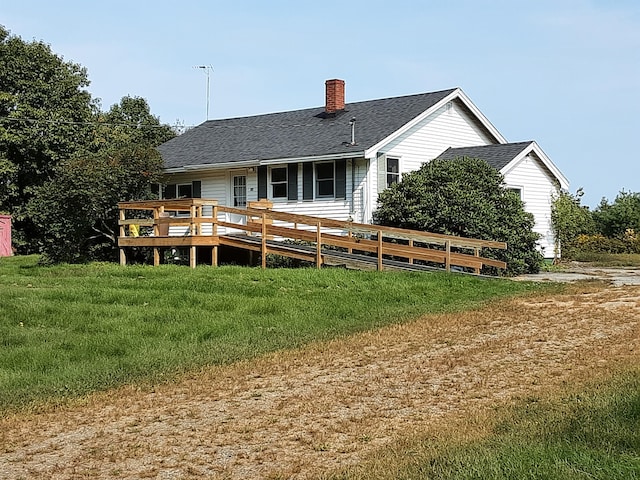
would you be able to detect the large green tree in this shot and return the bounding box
[28,97,175,263]
[0,26,96,252]
[29,146,165,263]
[89,95,175,153]
[373,157,543,275]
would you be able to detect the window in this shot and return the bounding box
[271,167,287,198]
[315,162,335,198]
[507,187,522,199]
[233,175,247,207]
[177,183,192,198]
[386,158,400,187]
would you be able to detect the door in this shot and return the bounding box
[228,173,247,229]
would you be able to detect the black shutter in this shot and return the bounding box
[287,163,298,201]
[192,181,201,198]
[303,163,313,200]
[335,159,346,199]
[164,184,176,199]
[257,166,267,200]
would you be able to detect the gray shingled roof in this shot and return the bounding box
[434,142,535,171]
[159,89,457,169]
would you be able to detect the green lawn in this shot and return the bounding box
[333,369,640,480]
[0,255,549,414]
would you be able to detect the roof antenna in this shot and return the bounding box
[349,117,357,145]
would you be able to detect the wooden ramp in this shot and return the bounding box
[219,234,443,272]
[118,199,507,274]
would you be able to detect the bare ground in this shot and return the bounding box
[1,282,639,479]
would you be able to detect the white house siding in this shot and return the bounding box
[368,99,498,222]
[165,160,366,236]
[266,159,362,235]
[502,153,560,258]
[383,100,497,175]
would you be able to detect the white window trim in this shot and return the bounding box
[386,157,401,188]
[506,185,524,200]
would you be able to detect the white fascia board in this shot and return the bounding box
[164,152,365,174]
[364,88,507,158]
[500,141,570,190]
[165,160,260,174]
[259,151,365,165]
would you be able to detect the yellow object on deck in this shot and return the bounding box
[129,224,140,237]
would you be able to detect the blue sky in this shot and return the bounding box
[3,0,638,207]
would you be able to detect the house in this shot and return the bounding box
[158,79,569,258]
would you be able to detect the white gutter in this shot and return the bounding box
[164,159,259,174]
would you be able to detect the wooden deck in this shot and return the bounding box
[117,198,507,273]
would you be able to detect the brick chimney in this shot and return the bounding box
[325,79,345,113]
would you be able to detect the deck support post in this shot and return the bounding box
[474,247,480,275]
[190,246,196,269]
[377,230,383,271]
[316,221,322,269]
[408,239,414,264]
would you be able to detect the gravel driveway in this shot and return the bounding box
[515,264,640,286]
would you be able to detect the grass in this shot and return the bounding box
[0,255,551,415]
[331,368,640,480]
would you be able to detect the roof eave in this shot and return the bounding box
[500,141,570,190]
[164,151,365,174]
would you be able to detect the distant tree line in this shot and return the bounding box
[0,25,176,263]
[551,189,640,259]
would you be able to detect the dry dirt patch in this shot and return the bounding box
[1,283,639,479]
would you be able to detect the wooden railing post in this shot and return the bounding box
[474,247,481,275]
[212,205,218,267]
[316,221,322,269]
[190,204,196,236]
[408,239,414,264]
[261,212,267,269]
[445,240,451,272]
[377,230,383,271]
[119,208,126,266]
[153,207,160,266]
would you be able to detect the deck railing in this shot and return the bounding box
[117,198,507,273]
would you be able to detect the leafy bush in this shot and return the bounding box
[373,157,543,276]
[574,230,640,255]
